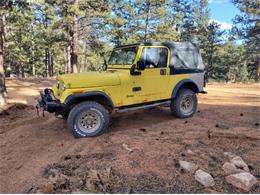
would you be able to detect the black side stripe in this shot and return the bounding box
[170,67,204,75]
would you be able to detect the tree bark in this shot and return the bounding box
[45,48,50,77]
[144,0,150,42]
[70,13,78,73]
[66,45,71,73]
[0,14,7,107]
[256,57,260,82]
[32,40,35,76]
[50,49,54,76]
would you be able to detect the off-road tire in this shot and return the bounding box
[67,101,109,138]
[170,88,197,118]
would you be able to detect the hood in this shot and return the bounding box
[57,70,121,89]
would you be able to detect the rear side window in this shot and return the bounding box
[141,47,168,68]
[173,48,198,69]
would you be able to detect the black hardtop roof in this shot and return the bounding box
[115,42,199,51]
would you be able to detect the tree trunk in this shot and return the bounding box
[21,65,25,78]
[144,0,150,42]
[45,48,49,77]
[50,50,54,76]
[48,49,52,77]
[0,14,7,107]
[32,40,35,76]
[66,45,71,73]
[63,48,67,73]
[70,13,78,73]
[256,57,260,82]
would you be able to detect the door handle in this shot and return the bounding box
[132,87,142,92]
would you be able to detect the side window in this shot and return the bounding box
[141,47,168,68]
[173,48,198,69]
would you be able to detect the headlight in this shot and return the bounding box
[61,82,66,91]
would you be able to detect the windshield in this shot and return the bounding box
[108,47,138,65]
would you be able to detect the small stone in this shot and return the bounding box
[186,149,195,155]
[224,152,237,160]
[225,172,257,192]
[240,113,244,116]
[195,169,215,187]
[139,128,146,132]
[230,156,249,172]
[85,169,99,192]
[181,152,186,157]
[40,184,54,193]
[179,160,198,173]
[255,123,259,126]
[64,155,71,160]
[122,143,133,153]
[222,162,243,175]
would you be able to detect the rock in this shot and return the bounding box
[85,169,99,192]
[222,162,243,175]
[179,160,198,173]
[139,128,146,132]
[122,143,133,153]
[186,149,195,155]
[224,152,237,160]
[195,169,215,187]
[230,156,249,172]
[225,172,257,192]
[40,184,54,193]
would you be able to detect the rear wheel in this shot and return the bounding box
[67,101,109,138]
[170,88,197,118]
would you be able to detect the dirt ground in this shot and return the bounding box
[0,78,259,193]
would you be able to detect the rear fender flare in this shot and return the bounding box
[171,79,199,98]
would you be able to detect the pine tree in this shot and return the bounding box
[203,22,225,80]
[232,0,260,81]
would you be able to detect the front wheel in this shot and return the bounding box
[170,88,197,118]
[67,101,109,138]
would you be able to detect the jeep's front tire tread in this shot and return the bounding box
[67,101,109,138]
[170,88,197,118]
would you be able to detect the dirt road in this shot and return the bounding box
[0,79,259,193]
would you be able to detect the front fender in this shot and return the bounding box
[64,91,114,108]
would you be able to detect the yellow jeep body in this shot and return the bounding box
[53,42,205,109]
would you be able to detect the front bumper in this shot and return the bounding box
[36,88,67,115]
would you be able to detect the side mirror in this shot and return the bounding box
[130,64,141,76]
[136,60,145,71]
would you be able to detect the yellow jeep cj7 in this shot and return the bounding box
[37,42,206,138]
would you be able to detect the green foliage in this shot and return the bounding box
[231,0,259,81]
[0,0,257,82]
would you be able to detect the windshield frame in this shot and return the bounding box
[108,46,139,67]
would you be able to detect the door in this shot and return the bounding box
[130,46,170,103]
